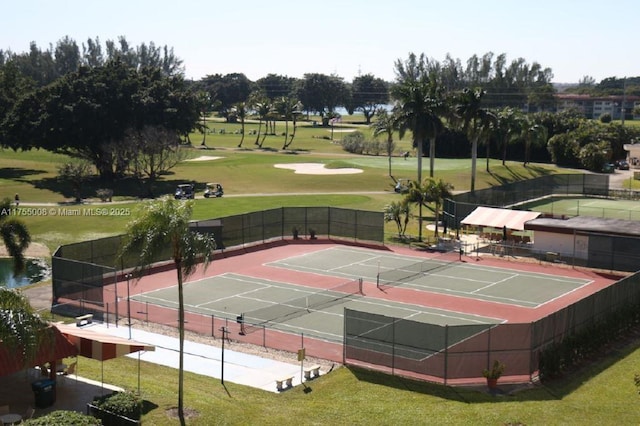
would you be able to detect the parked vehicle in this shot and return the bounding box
[174,184,195,199]
[615,160,630,170]
[601,163,615,174]
[204,183,224,198]
[394,179,410,194]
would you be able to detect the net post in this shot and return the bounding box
[376,273,380,289]
[358,278,363,295]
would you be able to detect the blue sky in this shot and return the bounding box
[3,0,638,83]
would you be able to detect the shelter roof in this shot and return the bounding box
[55,323,155,361]
[460,207,541,231]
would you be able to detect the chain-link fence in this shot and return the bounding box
[444,174,610,231]
[51,207,383,322]
[344,269,640,385]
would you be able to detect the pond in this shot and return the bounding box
[0,257,51,289]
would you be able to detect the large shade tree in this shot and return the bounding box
[119,198,216,426]
[351,74,389,124]
[1,60,200,180]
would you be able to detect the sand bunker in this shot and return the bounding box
[186,156,223,161]
[274,163,362,175]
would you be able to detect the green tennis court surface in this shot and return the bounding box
[131,272,501,343]
[267,246,591,308]
[519,195,640,220]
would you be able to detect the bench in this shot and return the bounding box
[276,376,294,391]
[75,313,93,327]
[304,365,321,381]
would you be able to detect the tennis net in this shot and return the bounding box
[376,251,459,289]
[241,278,364,334]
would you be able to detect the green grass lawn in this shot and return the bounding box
[7,131,634,425]
[70,338,640,425]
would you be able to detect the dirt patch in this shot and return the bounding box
[274,163,362,175]
[166,407,199,420]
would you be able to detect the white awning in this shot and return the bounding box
[460,207,541,231]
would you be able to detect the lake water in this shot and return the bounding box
[0,258,50,288]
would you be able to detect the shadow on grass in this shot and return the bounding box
[349,330,640,403]
[0,166,48,181]
[30,176,210,201]
[486,164,555,186]
[142,399,159,415]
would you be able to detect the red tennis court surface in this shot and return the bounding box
[116,239,623,364]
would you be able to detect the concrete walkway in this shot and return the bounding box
[91,323,304,393]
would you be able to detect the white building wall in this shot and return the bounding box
[532,231,589,260]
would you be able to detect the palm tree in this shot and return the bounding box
[404,178,453,239]
[233,102,248,148]
[0,288,50,368]
[391,53,446,240]
[383,200,410,240]
[197,92,211,147]
[391,54,446,181]
[495,107,525,166]
[403,179,432,242]
[524,122,548,166]
[371,108,397,177]
[0,197,31,275]
[253,100,271,148]
[277,97,303,150]
[424,178,454,237]
[454,88,496,192]
[119,198,216,426]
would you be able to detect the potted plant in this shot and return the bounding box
[309,229,317,240]
[482,360,505,389]
[292,227,299,240]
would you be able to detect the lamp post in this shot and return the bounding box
[126,273,132,340]
[220,327,229,384]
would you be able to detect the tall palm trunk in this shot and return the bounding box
[416,136,424,241]
[176,260,186,426]
[471,136,478,192]
[282,119,289,149]
[428,137,435,178]
[254,119,262,145]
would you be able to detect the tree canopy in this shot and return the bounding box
[0,59,199,180]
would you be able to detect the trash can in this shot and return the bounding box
[31,379,56,408]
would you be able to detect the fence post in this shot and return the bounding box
[444,324,448,385]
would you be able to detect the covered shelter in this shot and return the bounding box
[460,206,541,242]
[0,325,77,378]
[55,323,155,393]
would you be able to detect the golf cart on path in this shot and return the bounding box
[174,183,195,200]
[204,182,224,198]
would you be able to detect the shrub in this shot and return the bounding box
[93,391,142,421]
[340,131,366,154]
[24,410,102,425]
[599,113,612,123]
[96,189,113,202]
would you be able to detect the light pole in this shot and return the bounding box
[220,327,229,384]
[126,273,132,340]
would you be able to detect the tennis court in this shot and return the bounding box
[266,246,591,308]
[131,272,502,343]
[128,245,591,346]
[520,195,640,220]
